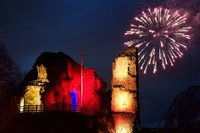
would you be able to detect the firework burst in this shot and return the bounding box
[124,7,192,74]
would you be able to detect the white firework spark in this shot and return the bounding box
[124,7,192,74]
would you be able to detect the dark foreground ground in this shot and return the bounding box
[2,111,99,133]
[2,111,200,133]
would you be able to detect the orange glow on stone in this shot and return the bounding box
[111,88,136,113]
[111,47,139,133]
[113,114,133,133]
[113,57,129,80]
[36,64,49,83]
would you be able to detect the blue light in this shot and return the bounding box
[70,88,77,112]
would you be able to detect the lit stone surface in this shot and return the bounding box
[24,85,42,105]
[36,64,49,83]
[111,47,139,133]
[113,57,129,80]
[112,50,137,91]
[20,64,48,112]
[23,85,44,112]
[113,113,134,133]
[111,87,137,113]
[112,76,137,91]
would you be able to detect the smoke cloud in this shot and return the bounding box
[166,0,200,35]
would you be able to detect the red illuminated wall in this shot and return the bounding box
[20,52,107,110]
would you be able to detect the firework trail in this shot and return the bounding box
[124,7,192,74]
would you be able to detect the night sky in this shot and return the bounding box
[0,0,200,127]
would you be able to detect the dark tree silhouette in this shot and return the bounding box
[0,43,22,131]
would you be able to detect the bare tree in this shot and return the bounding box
[0,43,22,131]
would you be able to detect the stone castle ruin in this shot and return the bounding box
[17,48,140,133]
[19,52,107,113]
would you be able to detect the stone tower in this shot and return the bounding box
[111,47,140,133]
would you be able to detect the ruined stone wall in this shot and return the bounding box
[19,52,107,111]
[111,47,140,133]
